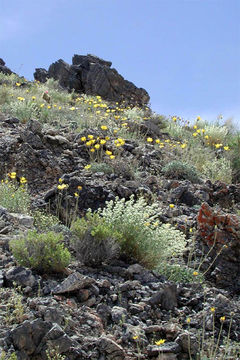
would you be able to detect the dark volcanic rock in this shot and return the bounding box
[34,54,150,106]
[0,59,13,76]
[33,68,49,83]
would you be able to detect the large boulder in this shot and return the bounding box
[0,58,13,75]
[34,54,150,106]
[196,202,240,292]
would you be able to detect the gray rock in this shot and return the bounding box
[111,306,128,323]
[119,280,141,292]
[97,336,125,360]
[5,266,37,288]
[9,213,34,228]
[10,319,51,355]
[148,284,177,310]
[52,272,95,294]
[147,342,181,355]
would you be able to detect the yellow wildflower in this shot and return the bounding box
[81,137,87,142]
[77,185,82,190]
[186,318,191,324]
[101,125,108,130]
[8,172,16,179]
[193,271,198,276]
[57,184,68,190]
[210,307,216,313]
[100,139,106,145]
[74,192,79,197]
[20,177,27,184]
[147,137,153,143]
[155,339,165,346]
[110,155,115,159]
[132,336,138,340]
[95,144,100,150]
[192,132,198,137]
[88,135,94,139]
[84,165,91,170]
[224,146,229,151]
[169,204,175,208]
[106,150,112,156]
[220,316,225,322]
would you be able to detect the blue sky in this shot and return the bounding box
[1,0,239,126]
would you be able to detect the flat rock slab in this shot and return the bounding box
[52,272,95,294]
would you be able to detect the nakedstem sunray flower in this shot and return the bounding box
[20,177,27,184]
[57,184,68,190]
[8,172,16,179]
[155,339,165,346]
[101,125,108,130]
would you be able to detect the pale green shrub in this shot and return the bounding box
[10,231,71,273]
[0,180,30,213]
[71,213,121,266]
[202,157,232,183]
[2,99,39,123]
[31,210,59,232]
[204,124,229,145]
[162,160,200,183]
[97,196,187,268]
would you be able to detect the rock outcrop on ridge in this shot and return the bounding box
[34,54,150,106]
[0,58,13,76]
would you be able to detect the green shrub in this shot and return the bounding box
[156,262,204,283]
[10,231,71,273]
[96,196,187,268]
[2,99,39,123]
[0,179,30,213]
[31,209,60,232]
[90,162,114,175]
[70,212,121,266]
[204,123,229,146]
[162,160,200,183]
[202,157,232,183]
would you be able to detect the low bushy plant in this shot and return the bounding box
[202,157,232,184]
[70,212,121,266]
[2,99,39,123]
[162,160,200,183]
[31,209,60,232]
[157,262,204,283]
[96,196,187,268]
[10,230,71,273]
[0,179,30,213]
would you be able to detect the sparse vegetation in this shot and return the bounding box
[10,230,71,273]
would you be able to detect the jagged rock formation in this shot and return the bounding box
[34,54,150,106]
[197,202,240,292]
[0,58,13,76]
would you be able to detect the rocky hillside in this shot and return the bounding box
[0,57,240,360]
